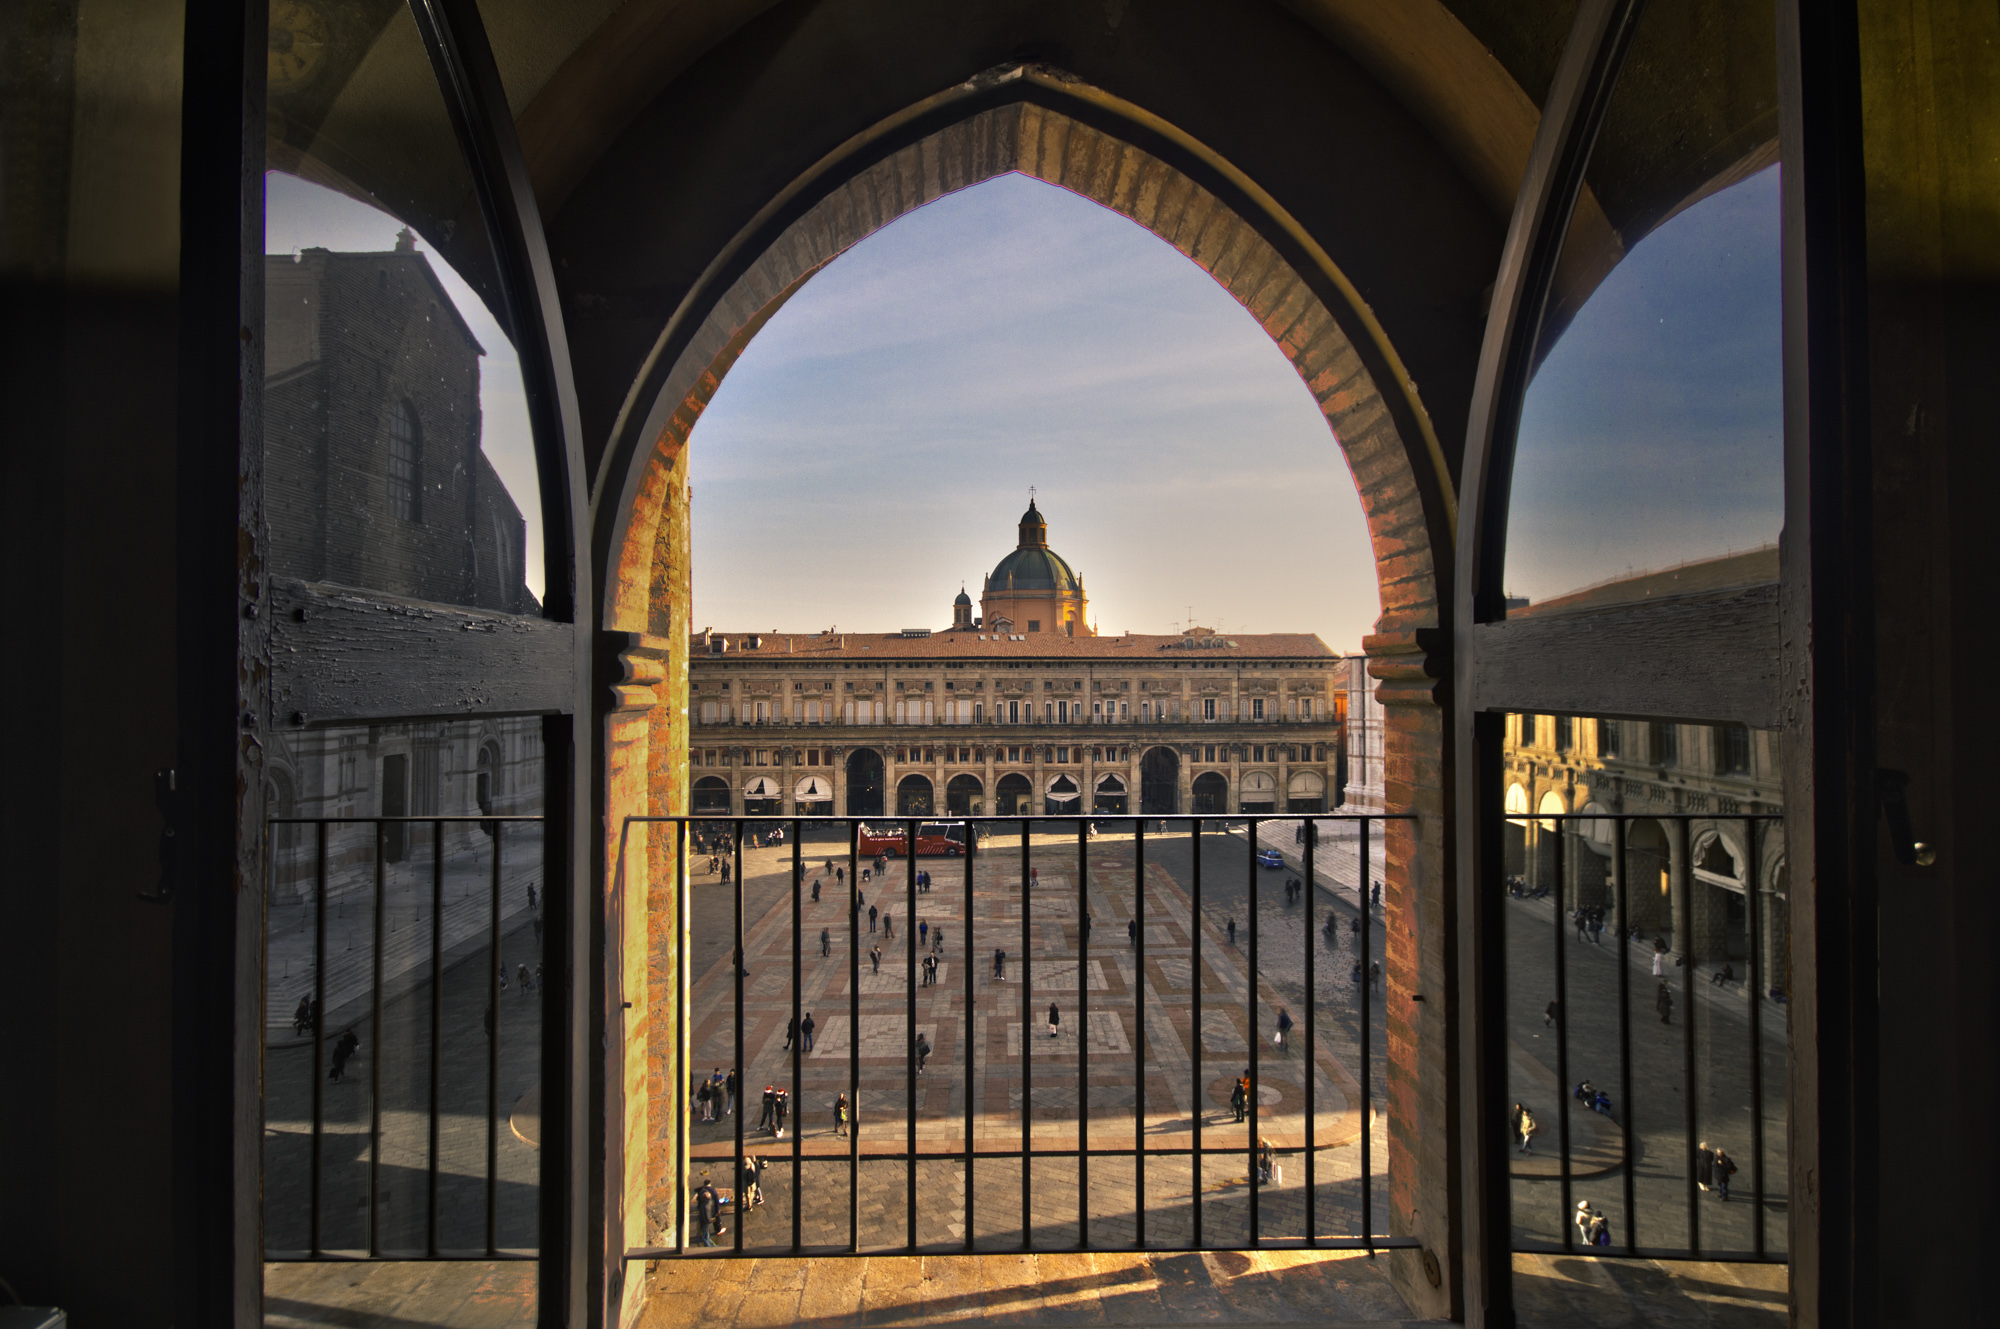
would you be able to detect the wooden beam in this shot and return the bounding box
[1469,584,1780,727]
[268,580,576,724]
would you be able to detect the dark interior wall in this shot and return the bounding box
[0,2,187,1321]
[547,0,1503,495]
[1858,1,2000,1320]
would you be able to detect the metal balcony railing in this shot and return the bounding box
[1501,811,1785,1264]
[620,811,1419,1261]
[262,815,544,1263]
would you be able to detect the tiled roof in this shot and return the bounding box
[1510,545,1780,618]
[691,629,1338,662]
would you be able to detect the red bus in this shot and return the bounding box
[857,821,971,858]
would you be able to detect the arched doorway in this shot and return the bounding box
[996,772,1032,816]
[692,776,730,814]
[794,772,834,817]
[743,774,782,818]
[1140,746,1179,815]
[1239,769,1277,814]
[597,94,1454,1314]
[845,748,885,817]
[896,774,934,816]
[1627,818,1672,935]
[1286,769,1326,814]
[946,773,983,815]
[1044,771,1082,815]
[1092,771,1128,815]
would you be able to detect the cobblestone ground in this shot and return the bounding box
[663,824,1394,1254]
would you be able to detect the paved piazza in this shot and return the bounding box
[672,824,1393,1252]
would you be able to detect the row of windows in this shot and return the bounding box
[1520,715,1753,774]
[693,743,1329,767]
[696,695,1320,724]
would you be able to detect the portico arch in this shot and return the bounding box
[602,87,1455,1311]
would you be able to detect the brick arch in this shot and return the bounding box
[604,100,1447,640]
[602,94,1457,1318]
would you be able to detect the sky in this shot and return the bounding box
[263,161,1782,638]
[265,170,546,600]
[1505,165,1783,603]
[688,173,1381,650]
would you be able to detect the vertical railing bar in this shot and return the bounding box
[1615,817,1636,1254]
[906,817,918,1252]
[428,818,444,1258]
[1134,817,1146,1250]
[1247,817,1260,1245]
[486,820,502,1257]
[1554,822,1572,1248]
[964,812,975,1252]
[676,821,688,1256]
[1746,816,1765,1259]
[792,818,804,1256]
[1078,806,1090,1248]
[1679,815,1699,1256]
[849,819,860,1253]
[310,820,327,1258]
[1191,816,1203,1251]
[1020,816,1032,1251]
[1360,817,1372,1253]
[370,820,386,1258]
[733,818,746,1253]
[1304,815,1316,1246]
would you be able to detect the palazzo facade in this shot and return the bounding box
[1500,549,1788,993]
[689,506,1347,819]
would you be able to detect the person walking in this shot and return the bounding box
[329,1028,360,1082]
[1517,1105,1539,1153]
[1369,960,1382,991]
[1128,917,1139,947]
[1275,1007,1294,1055]
[836,866,844,888]
[994,948,1006,981]
[1047,1000,1061,1039]
[811,879,821,904]
[1227,917,1237,946]
[1575,908,1589,943]
[1657,981,1674,1024]
[772,1089,789,1137]
[784,1015,796,1051]
[694,1180,719,1246]
[883,913,893,941]
[1258,1137,1278,1185]
[919,920,928,947]
[758,1085,776,1132]
[1576,1199,1608,1246]
[933,925,945,955]
[868,904,878,934]
[1652,942,1667,978]
[870,945,882,974]
[1545,999,1560,1029]
[819,929,831,958]
[833,1093,849,1138]
[1510,1102,1525,1149]
[741,1154,764,1209]
[518,962,532,994]
[1233,1070,1252,1123]
[695,1076,713,1123]
[801,1011,816,1053]
[1712,1146,1738,1200]
[724,1069,737,1117]
[1030,866,1039,887]
[915,1032,932,1074]
[293,995,314,1036]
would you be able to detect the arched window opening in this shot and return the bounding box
[387,399,421,521]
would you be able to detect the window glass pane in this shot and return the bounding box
[1499,712,1787,1258]
[1503,0,1780,616]
[265,2,544,613]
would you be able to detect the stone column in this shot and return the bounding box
[729,747,745,818]
[1032,743,1046,817]
[1668,816,1692,957]
[1178,744,1195,815]
[1228,740,1242,813]
[780,748,796,818]
[1276,741,1291,815]
[831,746,847,819]
[1081,740,1096,816]
[982,742,996,817]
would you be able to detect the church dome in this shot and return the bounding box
[954,589,972,605]
[987,496,1080,592]
[989,545,1081,593]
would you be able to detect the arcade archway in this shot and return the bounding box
[946,773,983,815]
[1140,746,1179,815]
[896,774,934,816]
[1192,772,1230,815]
[845,748,885,817]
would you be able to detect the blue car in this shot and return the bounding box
[1256,849,1284,869]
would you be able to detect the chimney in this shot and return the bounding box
[393,227,417,254]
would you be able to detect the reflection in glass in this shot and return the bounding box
[263,717,546,1256]
[1500,711,1787,1257]
[1504,0,1781,613]
[264,3,543,612]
